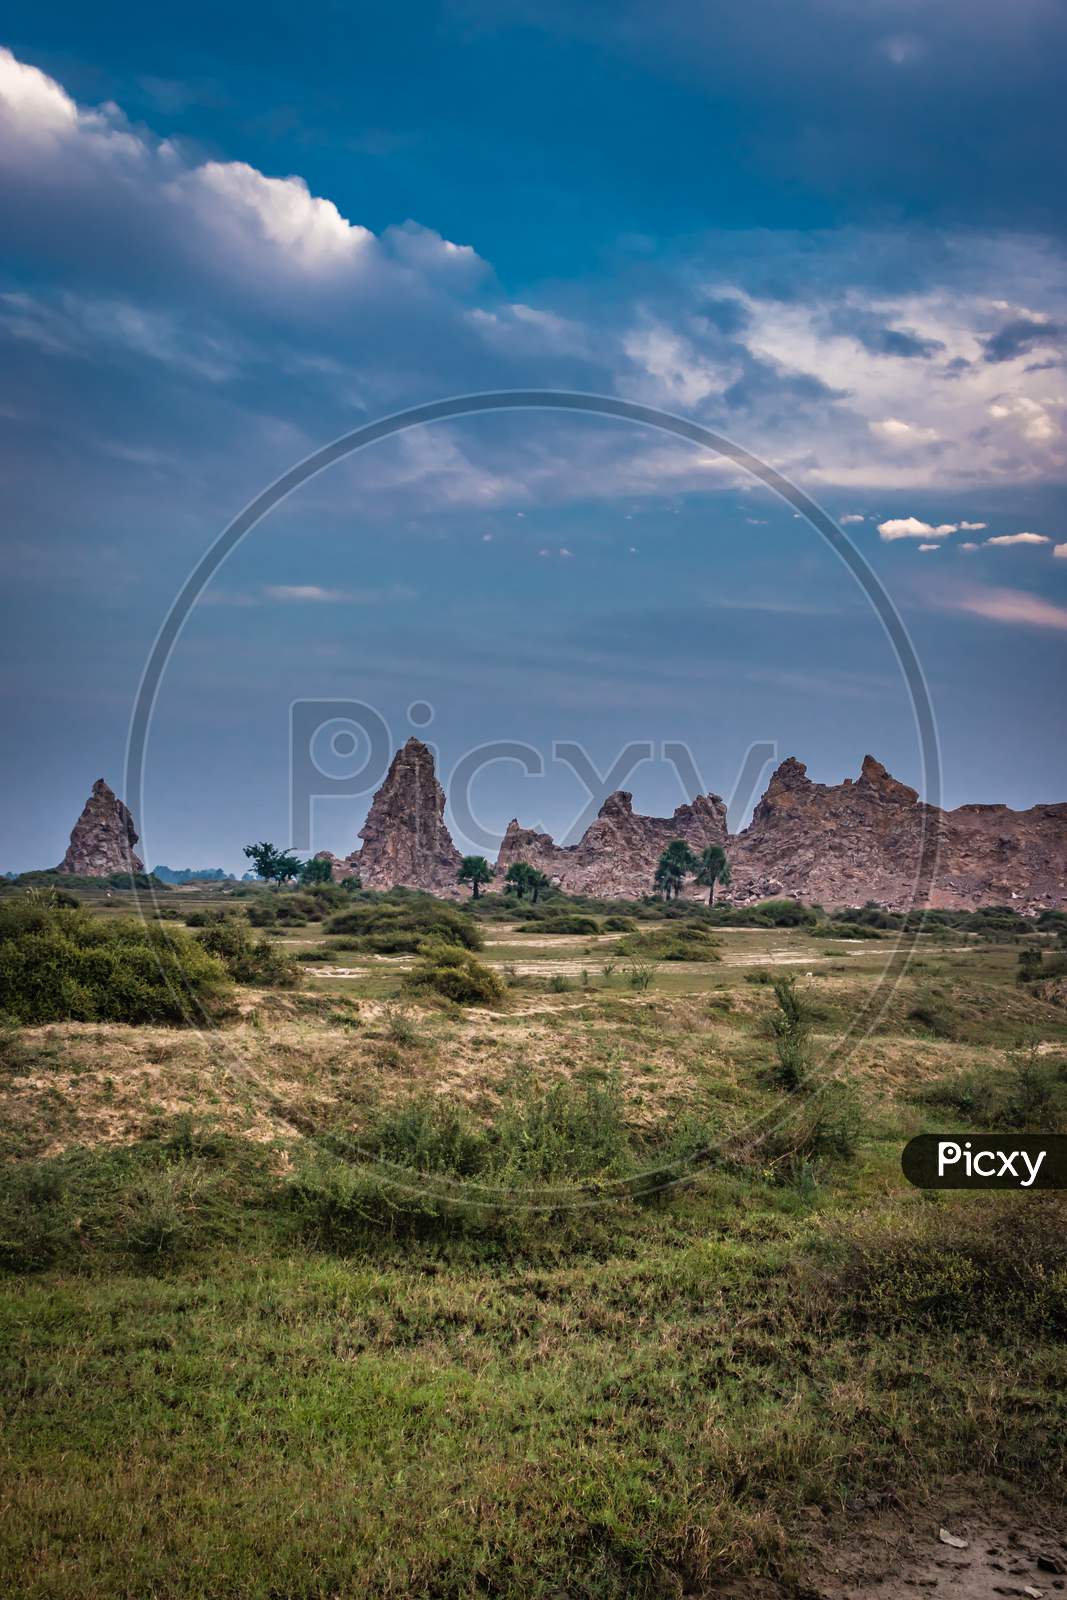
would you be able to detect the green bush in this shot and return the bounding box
[766,975,813,1091]
[617,924,721,961]
[194,915,300,987]
[519,914,601,935]
[915,1046,1067,1132]
[751,1080,863,1182]
[404,938,505,1006]
[0,897,233,1025]
[327,896,482,953]
[601,914,637,932]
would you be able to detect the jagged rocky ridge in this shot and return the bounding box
[327,741,1067,911]
[728,754,1067,913]
[59,779,144,876]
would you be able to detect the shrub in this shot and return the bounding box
[0,897,232,1025]
[246,899,278,928]
[195,915,300,987]
[601,914,637,932]
[766,975,813,1091]
[403,938,505,1006]
[617,924,721,961]
[915,1045,1067,1132]
[327,897,482,953]
[751,1080,863,1182]
[519,914,601,935]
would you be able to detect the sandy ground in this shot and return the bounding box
[808,1508,1067,1600]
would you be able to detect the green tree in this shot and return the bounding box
[695,845,731,906]
[299,855,334,885]
[457,855,493,899]
[505,862,534,899]
[654,839,697,900]
[528,869,550,903]
[242,842,301,886]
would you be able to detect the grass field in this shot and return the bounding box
[1,886,1065,1597]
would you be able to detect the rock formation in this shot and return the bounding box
[728,754,1067,913]
[59,779,144,876]
[333,737,463,892]
[323,739,1066,911]
[497,790,728,899]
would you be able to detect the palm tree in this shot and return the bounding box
[695,845,731,906]
[654,840,697,900]
[458,855,493,898]
[528,869,550,904]
[504,862,534,899]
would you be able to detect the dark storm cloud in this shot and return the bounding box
[982,318,1064,363]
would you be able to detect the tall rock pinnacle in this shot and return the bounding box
[59,779,144,876]
[355,737,462,891]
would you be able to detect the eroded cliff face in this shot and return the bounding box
[333,737,463,892]
[728,755,1067,912]
[320,741,1066,910]
[496,790,729,898]
[59,779,144,876]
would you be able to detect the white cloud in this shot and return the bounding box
[917,543,939,551]
[877,516,958,541]
[984,531,1050,547]
[176,161,375,274]
[839,512,865,524]
[0,46,79,144]
[941,584,1067,631]
[959,542,980,551]
[1055,543,1067,559]
[870,417,939,445]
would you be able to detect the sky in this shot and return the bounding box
[1,1,1066,872]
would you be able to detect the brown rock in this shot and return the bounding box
[347,737,462,893]
[59,779,144,876]
[496,788,728,899]
[729,754,1067,912]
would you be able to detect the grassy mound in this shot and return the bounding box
[326,895,482,952]
[517,913,601,935]
[0,896,232,1025]
[617,924,722,961]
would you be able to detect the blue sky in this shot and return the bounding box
[1,2,1065,872]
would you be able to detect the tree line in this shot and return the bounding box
[243,838,730,904]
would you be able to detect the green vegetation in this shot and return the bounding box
[0,894,231,1025]
[457,854,493,898]
[1,885,1066,1598]
[298,855,336,885]
[403,938,506,1005]
[517,912,601,935]
[503,861,550,901]
[617,922,721,960]
[241,840,301,885]
[193,913,300,987]
[653,838,698,899]
[325,894,483,953]
[914,1043,1067,1131]
[695,843,731,905]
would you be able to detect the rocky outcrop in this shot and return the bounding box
[728,754,1067,912]
[496,789,729,898]
[322,740,1066,910]
[336,737,463,892]
[59,779,144,876]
